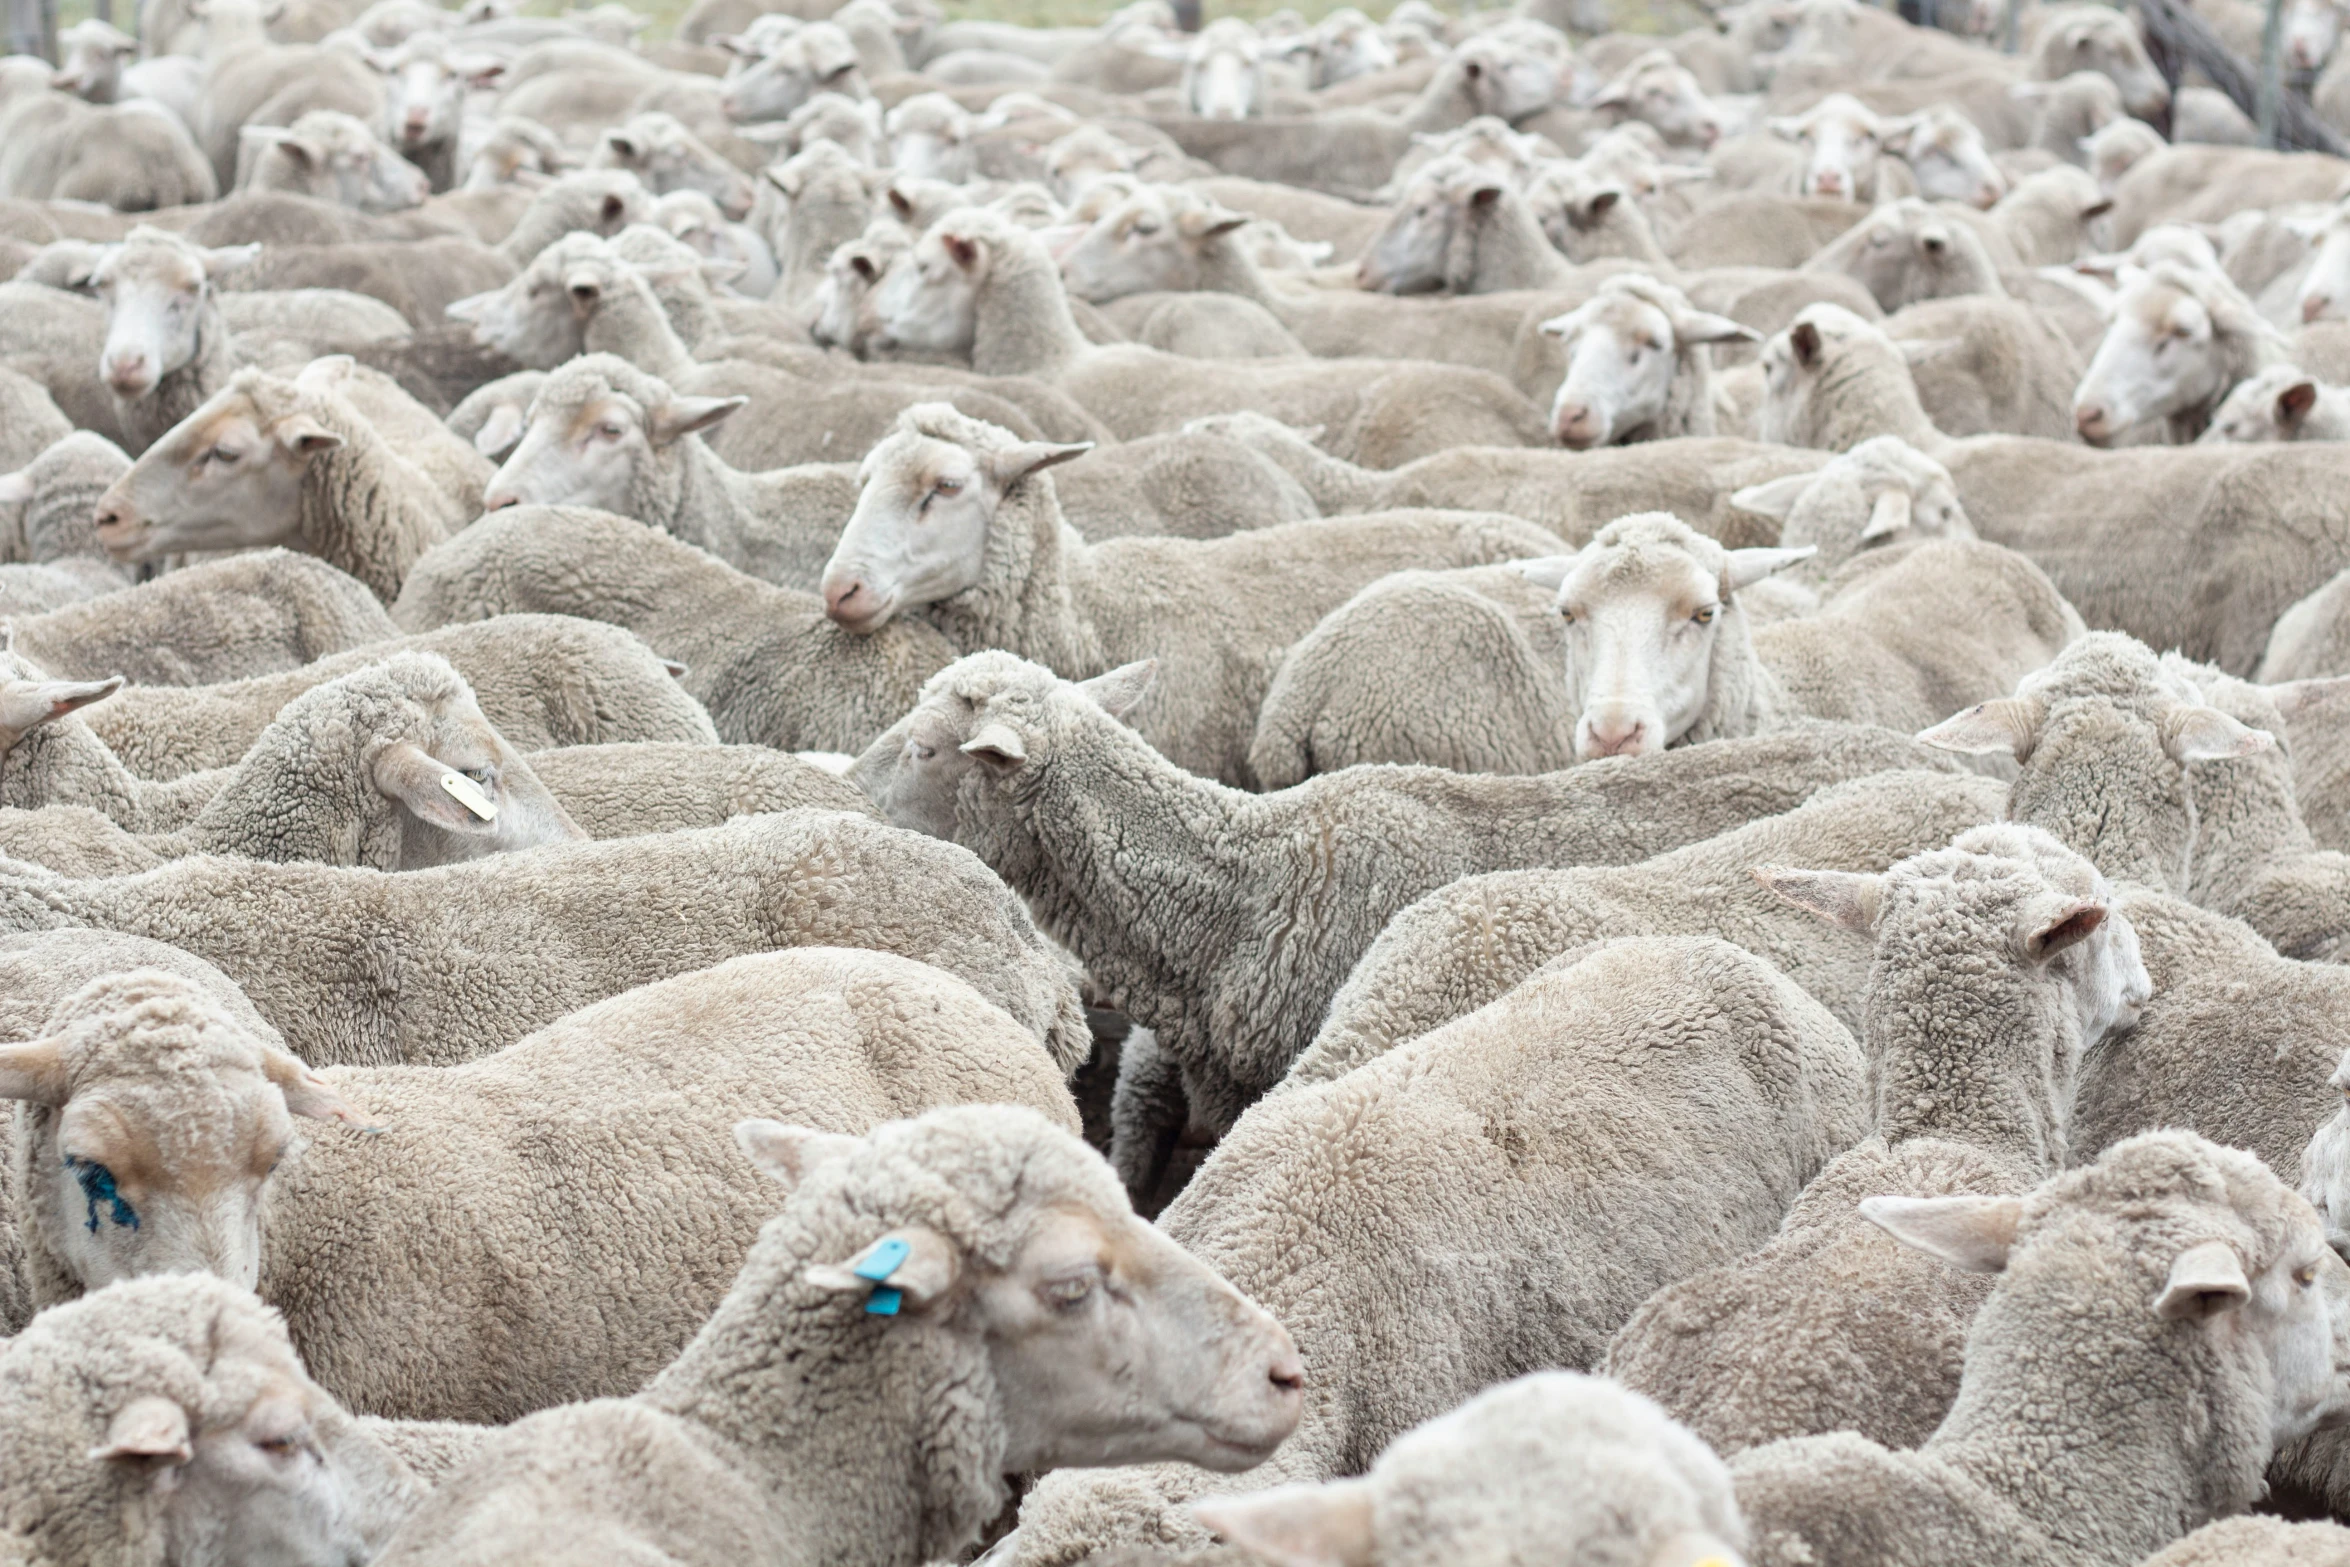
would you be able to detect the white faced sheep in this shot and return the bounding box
[393,506,956,754]
[885,93,976,183]
[1538,274,1760,447]
[1589,49,1727,150]
[1730,1131,2340,1567]
[1605,824,2151,1456]
[1181,17,1266,120]
[0,1272,467,1567]
[2201,363,2350,442]
[2073,262,2285,443]
[817,402,1561,784]
[369,1105,1303,1566]
[81,229,262,458]
[0,806,1088,1073]
[1195,1373,1748,1567]
[365,30,505,194]
[2295,203,2350,324]
[2029,4,2173,121]
[3,952,1082,1422]
[1008,934,1865,1567]
[1886,104,2007,209]
[238,111,432,215]
[588,110,756,222]
[871,206,1552,462]
[1767,94,1915,203]
[852,649,1954,1170]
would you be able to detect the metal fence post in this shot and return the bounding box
[2258,0,2288,146]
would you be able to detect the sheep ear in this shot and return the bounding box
[2023,898,2105,961]
[2260,675,2350,721]
[1647,1530,1751,1567]
[987,440,1093,487]
[1750,865,1883,930]
[960,721,1027,770]
[373,742,500,833]
[805,1225,959,1311]
[271,415,345,459]
[602,129,642,162]
[1861,487,1912,540]
[1788,319,1824,367]
[1512,554,1576,591]
[734,1118,862,1191]
[2154,1239,2251,1320]
[0,1039,69,1105]
[257,1047,371,1126]
[2160,704,2274,763]
[1076,659,1156,718]
[445,291,494,325]
[2278,379,2320,424]
[293,355,357,394]
[649,395,747,446]
[1722,544,1814,590]
[0,675,125,743]
[200,242,261,277]
[1728,472,1812,521]
[1858,1193,2022,1273]
[1917,697,2042,758]
[1193,1480,1376,1567]
[472,403,526,458]
[1537,309,1584,339]
[1675,309,1761,346]
[90,1396,192,1468]
[0,470,28,507]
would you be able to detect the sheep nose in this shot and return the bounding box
[1553,403,1601,447]
[1583,712,1648,757]
[403,111,428,137]
[2306,292,2334,323]
[103,353,150,393]
[1812,173,1843,195]
[1974,183,2003,208]
[825,578,871,624]
[1266,1350,1305,1395]
[482,488,521,511]
[2074,403,2110,441]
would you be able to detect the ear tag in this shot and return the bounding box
[854,1235,911,1316]
[440,772,498,821]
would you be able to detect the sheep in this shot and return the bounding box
[0,433,134,591]
[393,506,954,753]
[76,229,275,460]
[480,354,855,592]
[2201,363,2350,442]
[239,110,433,215]
[0,807,1089,1072]
[1354,154,1589,293]
[1768,94,1916,203]
[1756,302,2350,674]
[819,403,1561,784]
[1292,768,2007,1090]
[488,167,651,269]
[1182,17,1265,120]
[1803,197,2007,312]
[1046,429,1322,540]
[2106,146,2350,251]
[1730,1131,2339,1567]
[2295,201,2350,325]
[1603,824,2151,1456]
[1520,158,1677,270]
[886,92,976,183]
[1728,434,1978,616]
[1194,1373,1748,1567]
[0,654,589,877]
[652,189,779,299]
[457,114,575,192]
[2138,1519,2350,1565]
[852,649,1955,1157]
[6,952,1083,1420]
[1590,48,1727,150]
[367,1103,1301,1565]
[93,360,475,602]
[0,368,73,478]
[1886,103,2007,209]
[590,110,757,222]
[2073,261,2286,443]
[2085,116,2165,195]
[367,30,504,194]
[0,1272,461,1567]
[1537,273,1760,447]
[718,19,866,123]
[0,92,218,213]
[523,741,873,837]
[80,614,719,780]
[872,207,1552,463]
[6,550,396,688]
[1008,934,1866,1566]
[2029,4,2173,121]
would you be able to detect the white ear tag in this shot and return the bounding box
[440,772,498,821]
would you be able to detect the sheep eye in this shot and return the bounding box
[462,765,494,786]
[2296,1264,2320,1287]
[255,1435,300,1456]
[934,478,962,496]
[1692,605,1718,624]
[1041,1272,1096,1308]
[203,446,235,466]
[595,423,626,440]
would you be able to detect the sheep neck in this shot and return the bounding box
[1398,56,1481,136]
[658,437,745,562]
[294,407,447,603]
[1922,1245,2270,1560]
[1781,344,1941,453]
[0,716,162,831]
[583,279,698,381]
[1464,194,1572,293]
[642,1225,1006,1563]
[128,297,238,449]
[972,240,1091,378]
[1866,957,2073,1175]
[929,478,1100,678]
[1193,232,1281,310]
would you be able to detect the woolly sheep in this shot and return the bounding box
[819,403,1561,784]
[0,808,1088,1072]
[367,29,505,193]
[2029,4,2172,120]
[94,362,475,602]
[2073,262,2285,444]
[0,654,586,877]
[1195,1373,1748,1567]
[1537,274,1760,448]
[1009,935,1865,1566]
[523,741,873,836]
[1887,104,2007,210]
[0,1272,463,1567]
[1727,434,1977,619]
[0,434,136,615]
[1591,48,1728,150]
[239,110,432,215]
[4,952,1082,1420]
[1803,198,2006,313]
[588,110,756,222]
[2259,570,2350,852]
[2202,364,2350,442]
[1293,768,2006,1088]
[1767,94,1915,203]
[393,506,954,753]
[853,650,1955,1163]
[1354,155,1641,295]
[2138,1518,2350,1565]
[871,207,1551,464]
[1730,1131,2339,1567]
[83,228,261,458]
[371,1105,1304,1565]
[1604,824,2150,1455]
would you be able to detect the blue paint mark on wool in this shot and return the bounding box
[66,1158,139,1234]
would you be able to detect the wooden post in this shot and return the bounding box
[2258,0,2288,146]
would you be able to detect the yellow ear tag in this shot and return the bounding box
[440,772,498,822]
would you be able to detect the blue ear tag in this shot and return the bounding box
[853,1236,912,1316]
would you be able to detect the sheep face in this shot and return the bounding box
[1357,159,1475,294]
[94,391,326,562]
[52,18,135,101]
[1733,435,1972,575]
[1889,107,2006,209]
[1589,52,1722,150]
[1540,280,1754,447]
[2072,267,2251,444]
[2287,0,2346,73]
[2201,365,2329,443]
[445,237,606,369]
[2083,118,2162,193]
[870,219,986,357]
[1308,9,1395,86]
[1815,198,1981,313]
[593,112,756,221]
[1044,127,1140,205]
[1767,93,1887,202]
[1523,513,1807,760]
[1454,30,1579,125]
[810,226,909,352]
[821,420,1088,631]
[1184,19,1264,120]
[369,36,501,164]
[2034,9,2170,120]
[88,231,257,401]
[1058,190,1245,303]
[718,23,863,123]
[886,93,976,183]
[481,367,742,515]
[1522,164,1639,264]
[241,111,431,214]
[2296,209,2350,323]
[460,116,573,191]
